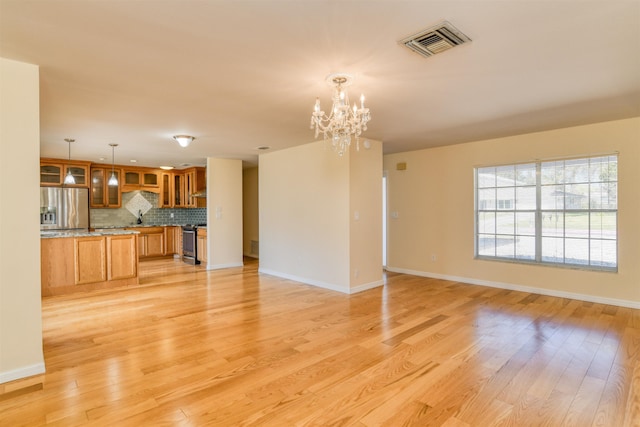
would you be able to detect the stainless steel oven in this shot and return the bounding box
[182,224,206,265]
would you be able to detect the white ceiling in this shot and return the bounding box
[1,1,639,168]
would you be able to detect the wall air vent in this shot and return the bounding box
[400,21,471,58]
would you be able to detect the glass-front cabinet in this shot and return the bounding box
[159,172,174,208]
[91,167,121,208]
[40,160,90,187]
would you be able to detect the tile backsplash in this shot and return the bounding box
[90,191,206,227]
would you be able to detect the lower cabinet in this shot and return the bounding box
[107,234,138,280]
[75,236,107,285]
[197,227,207,263]
[41,233,139,296]
[126,226,182,259]
[126,226,165,258]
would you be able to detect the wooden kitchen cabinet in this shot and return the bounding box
[107,234,138,280]
[185,167,206,208]
[164,226,176,254]
[41,159,91,188]
[173,173,186,207]
[126,226,165,258]
[41,237,75,288]
[197,227,207,263]
[75,236,107,285]
[91,167,122,208]
[146,232,165,257]
[159,172,174,208]
[41,233,139,296]
[122,167,160,193]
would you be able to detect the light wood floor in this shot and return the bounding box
[1,258,639,426]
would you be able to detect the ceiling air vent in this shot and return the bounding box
[400,21,471,58]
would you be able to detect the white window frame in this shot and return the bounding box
[474,154,618,272]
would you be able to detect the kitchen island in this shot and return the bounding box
[41,229,139,296]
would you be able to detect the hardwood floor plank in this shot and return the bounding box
[0,258,637,426]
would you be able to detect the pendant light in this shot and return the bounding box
[63,138,76,184]
[108,143,119,186]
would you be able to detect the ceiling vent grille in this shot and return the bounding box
[400,21,471,58]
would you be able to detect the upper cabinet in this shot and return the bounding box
[40,158,205,209]
[90,167,121,208]
[122,167,160,193]
[184,167,206,208]
[40,159,91,188]
[160,167,205,208]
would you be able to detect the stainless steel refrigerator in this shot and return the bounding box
[40,187,89,230]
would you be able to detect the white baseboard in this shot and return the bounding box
[0,363,45,384]
[206,262,244,270]
[258,268,382,294]
[385,266,640,309]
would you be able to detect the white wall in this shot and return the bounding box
[0,58,45,383]
[384,117,640,307]
[259,139,383,293]
[206,158,243,270]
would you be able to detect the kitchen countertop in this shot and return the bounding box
[40,229,140,239]
[92,224,190,229]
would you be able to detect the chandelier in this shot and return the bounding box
[310,73,371,156]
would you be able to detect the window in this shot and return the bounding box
[475,155,617,271]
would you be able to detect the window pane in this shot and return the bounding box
[516,212,535,236]
[516,186,536,210]
[565,212,589,238]
[541,161,564,184]
[478,212,495,234]
[516,164,536,185]
[478,188,495,210]
[496,166,515,187]
[497,187,514,210]
[564,183,589,210]
[590,182,617,209]
[542,237,564,263]
[477,168,496,188]
[565,238,589,265]
[478,234,495,256]
[590,239,617,267]
[516,236,535,260]
[564,158,589,183]
[496,212,514,234]
[542,212,563,237]
[590,212,616,239]
[496,235,515,258]
[541,185,564,209]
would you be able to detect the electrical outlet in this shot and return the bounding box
[170,213,174,218]
[431,254,437,261]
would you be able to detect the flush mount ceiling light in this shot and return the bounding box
[108,143,119,186]
[63,138,76,184]
[173,135,195,148]
[310,73,371,156]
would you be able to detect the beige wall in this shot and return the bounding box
[384,117,640,307]
[242,167,259,258]
[0,58,45,383]
[350,141,383,288]
[259,139,382,293]
[206,158,243,269]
